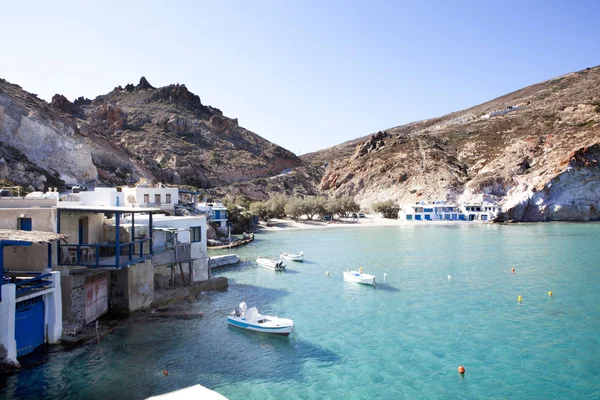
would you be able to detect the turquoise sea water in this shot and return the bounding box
[2,223,600,399]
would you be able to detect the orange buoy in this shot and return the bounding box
[458,365,465,374]
[163,370,169,376]
[511,268,515,273]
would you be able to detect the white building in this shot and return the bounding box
[110,214,210,283]
[121,184,179,212]
[195,202,228,229]
[399,201,501,222]
[399,201,462,221]
[460,203,502,222]
[79,187,125,207]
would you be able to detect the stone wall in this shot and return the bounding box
[65,273,86,323]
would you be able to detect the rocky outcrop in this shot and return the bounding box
[51,94,77,114]
[303,66,600,221]
[498,143,600,221]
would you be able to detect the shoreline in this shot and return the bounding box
[258,214,425,231]
[257,216,600,232]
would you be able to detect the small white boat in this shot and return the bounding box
[256,257,286,271]
[343,267,376,287]
[227,302,294,336]
[280,251,303,262]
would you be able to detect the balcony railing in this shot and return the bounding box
[3,271,54,297]
[59,238,152,268]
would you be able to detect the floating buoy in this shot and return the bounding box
[518,295,522,303]
[511,268,515,273]
[163,370,169,376]
[458,365,465,374]
[326,271,330,277]
[359,267,363,273]
[448,275,451,281]
[548,291,553,297]
[384,273,387,281]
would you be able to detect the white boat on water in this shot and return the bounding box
[280,251,303,262]
[227,302,294,336]
[256,257,286,271]
[343,267,376,287]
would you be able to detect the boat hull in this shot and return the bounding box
[280,252,303,262]
[256,257,286,271]
[227,316,294,336]
[343,271,376,286]
[281,253,304,262]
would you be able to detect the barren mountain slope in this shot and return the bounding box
[0,77,300,191]
[302,66,600,221]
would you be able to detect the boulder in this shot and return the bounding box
[207,225,216,240]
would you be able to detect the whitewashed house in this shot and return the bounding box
[121,184,178,212]
[195,202,228,230]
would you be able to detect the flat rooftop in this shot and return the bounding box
[56,205,162,213]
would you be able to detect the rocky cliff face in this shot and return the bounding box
[0,77,300,191]
[302,66,600,221]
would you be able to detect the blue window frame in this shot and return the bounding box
[190,226,202,243]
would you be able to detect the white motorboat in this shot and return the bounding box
[227,302,294,336]
[343,267,376,287]
[256,257,286,271]
[280,251,303,262]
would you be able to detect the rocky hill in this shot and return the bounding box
[0,77,300,191]
[302,66,600,221]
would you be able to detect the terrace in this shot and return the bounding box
[56,205,160,269]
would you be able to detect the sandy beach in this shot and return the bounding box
[259,214,408,231]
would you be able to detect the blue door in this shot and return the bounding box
[15,297,45,357]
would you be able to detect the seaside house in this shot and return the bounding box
[195,201,229,231]
[0,188,161,327]
[399,201,462,221]
[120,183,178,213]
[460,203,501,222]
[399,200,501,222]
[0,229,64,363]
[55,195,160,322]
[107,214,209,287]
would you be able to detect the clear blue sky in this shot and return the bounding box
[2,0,599,155]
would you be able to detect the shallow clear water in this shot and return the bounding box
[2,223,600,399]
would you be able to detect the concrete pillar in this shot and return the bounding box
[0,284,17,363]
[192,258,210,282]
[44,271,63,343]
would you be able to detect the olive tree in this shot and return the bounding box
[249,201,270,222]
[373,200,400,219]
